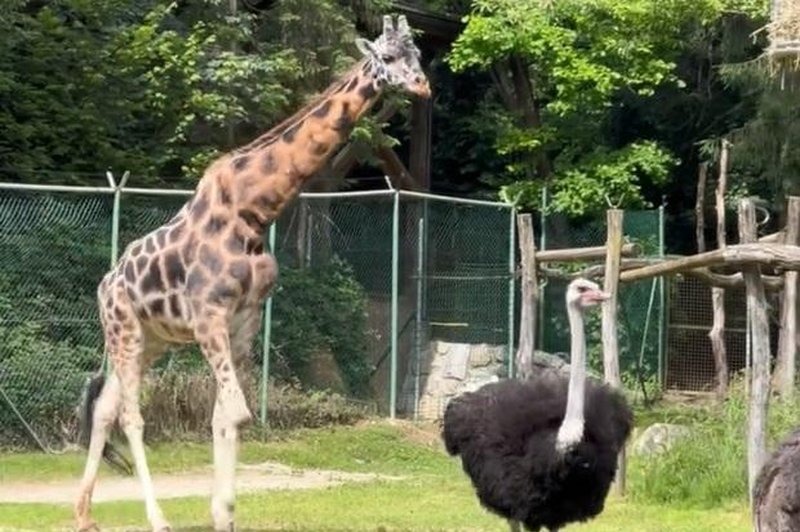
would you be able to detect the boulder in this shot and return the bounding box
[632,423,692,456]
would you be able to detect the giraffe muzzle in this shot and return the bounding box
[412,79,431,99]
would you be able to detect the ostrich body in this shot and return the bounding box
[442,279,633,531]
[753,427,800,532]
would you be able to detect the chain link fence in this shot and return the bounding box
[4,178,759,448]
[538,208,666,398]
[0,183,515,448]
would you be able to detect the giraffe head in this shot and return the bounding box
[355,14,431,99]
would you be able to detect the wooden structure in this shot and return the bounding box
[515,195,800,500]
[766,0,800,61]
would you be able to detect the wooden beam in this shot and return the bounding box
[759,231,784,243]
[535,243,641,263]
[602,209,624,496]
[740,199,771,506]
[774,196,800,399]
[514,214,537,380]
[684,268,783,291]
[541,258,784,290]
[619,243,800,282]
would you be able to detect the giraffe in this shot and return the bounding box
[74,14,429,532]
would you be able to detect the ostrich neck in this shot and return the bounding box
[562,303,586,430]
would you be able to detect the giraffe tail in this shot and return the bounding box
[77,372,134,477]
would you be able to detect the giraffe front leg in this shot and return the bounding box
[208,307,262,531]
[197,316,251,427]
[211,399,238,532]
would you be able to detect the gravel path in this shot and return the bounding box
[0,461,401,504]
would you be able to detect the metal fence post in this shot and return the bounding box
[106,171,130,268]
[413,213,425,420]
[102,170,129,374]
[657,202,666,388]
[507,207,517,378]
[259,222,277,426]
[390,189,400,419]
[537,186,548,350]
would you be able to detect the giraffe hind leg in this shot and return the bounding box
[116,345,172,532]
[78,372,133,476]
[75,372,122,531]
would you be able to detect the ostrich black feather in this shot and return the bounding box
[442,372,633,532]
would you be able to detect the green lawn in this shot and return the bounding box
[0,421,750,531]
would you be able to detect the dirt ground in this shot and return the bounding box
[0,461,402,504]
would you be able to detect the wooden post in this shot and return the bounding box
[602,209,624,495]
[739,198,771,505]
[710,140,730,401]
[696,162,708,254]
[775,196,800,398]
[603,209,623,388]
[515,214,537,380]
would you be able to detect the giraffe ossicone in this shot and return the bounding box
[74,14,429,532]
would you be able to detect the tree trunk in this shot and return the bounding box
[696,162,708,254]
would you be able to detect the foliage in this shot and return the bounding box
[501,141,676,216]
[0,316,99,446]
[140,373,371,442]
[271,256,372,396]
[0,0,396,186]
[445,0,772,217]
[629,378,800,507]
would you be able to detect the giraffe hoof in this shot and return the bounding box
[77,521,99,532]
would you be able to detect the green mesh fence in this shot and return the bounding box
[394,196,514,419]
[0,188,111,449]
[0,185,516,447]
[269,194,394,414]
[539,209,665,393]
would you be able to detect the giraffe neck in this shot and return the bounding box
[191,59,384,243]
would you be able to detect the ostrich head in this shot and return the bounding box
[566,278,609,310]
[556,278,610,454]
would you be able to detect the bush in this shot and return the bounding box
[0,319,100,447]
[270,256,372,397]
[139,371,372,442]
[629,378,800,507]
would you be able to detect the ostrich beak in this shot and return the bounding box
[586,290,610,304]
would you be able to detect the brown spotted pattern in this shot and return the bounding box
[77,16,430,531]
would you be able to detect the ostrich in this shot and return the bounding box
[441,278,633,532]
[753,427,800,532]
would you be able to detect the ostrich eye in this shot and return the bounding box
[576,286,588,293]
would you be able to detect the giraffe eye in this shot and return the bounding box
[381,54,395,63]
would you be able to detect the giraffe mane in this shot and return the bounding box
[238,59,367,153]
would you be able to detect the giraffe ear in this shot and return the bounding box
[355,38,378,58]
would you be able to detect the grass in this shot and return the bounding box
[0,419,752,531]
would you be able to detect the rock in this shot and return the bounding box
[531,350,570,375]
[632,423,692,456]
